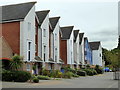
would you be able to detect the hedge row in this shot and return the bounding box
[2,70,31,82]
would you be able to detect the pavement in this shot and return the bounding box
[1,72,119,88]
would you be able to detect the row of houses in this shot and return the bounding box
[0,2,104,74]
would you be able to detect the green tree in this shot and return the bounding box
[9,54,23,71]
[117,35,120,49]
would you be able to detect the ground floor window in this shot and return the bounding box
[26,64,30,71]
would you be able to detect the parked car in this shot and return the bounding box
[103,67,112,72]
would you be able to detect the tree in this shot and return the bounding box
[117,35,120,49]
[9,54,23,71]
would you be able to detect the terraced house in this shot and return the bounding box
[36,10,51,71]
[1,2,104,75]
[73,30,80,68]
[1,2,38,73]
[49,17,63,70]
[79,33,85,67]
[60,26,74,68]
[89,41,103,67]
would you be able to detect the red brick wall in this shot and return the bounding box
[60,40,67,64]
[2,22,20,54]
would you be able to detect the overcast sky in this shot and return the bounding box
[0,0,119,50]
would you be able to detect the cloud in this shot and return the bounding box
[88,27,118,49]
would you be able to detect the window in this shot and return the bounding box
[28,22,31,31]
[35,44,37,52]
[55,48,57,61]
[43,29,46,37]
[44,46,46,61]
[55,33,57,40]
[26,64,30,71]
[100,53,101,57]
[28,42,31,61]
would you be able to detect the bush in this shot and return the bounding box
[95,65,104,74]
[2,70,14,81]
[77,70,86,76]
[86,64,90,69]
[33,78,39,83]
[72,73,79,77]
[92,69,98,75]
[56,71,63,78]
[83,69,94,76]
[12,71,31,82]
[62,71,73,79]
[2,70,31,82]
[42,69,50,76]
[37,75,50,80]
[49,70,56,78]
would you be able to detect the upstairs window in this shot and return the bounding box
[55,33,57,40]
[55,48,57,61]
[28,22,31,31]
[44,46,46,61]
[43,29,46,37]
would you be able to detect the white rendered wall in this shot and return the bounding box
[41,14,49,63]
[67,31,74,65]
[92,45,102,66]
[20,5,36,62]
[79,36,85,65]
[53,22,60,63]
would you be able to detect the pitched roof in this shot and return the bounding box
[49,17,60,30]
[60,26,74,40]
[89,41,100,50]
[36,10,50,26]
[73,30,79,42]
[2,2,36,23]
[79,33,84,44]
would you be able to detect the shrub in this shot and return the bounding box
[86,64,90,69]
[63,71,73,79]
[72,73,79,77]
[56,71,63,78]
[83,69,94,76]
[77,70,86,76]
[92,69,98,75]
[2,70,31,82]
[37,75,50,80]
[95,65,104,74]
[12,71,31,82]
[42,69,50,76]
[49,70,56,78]
[2,70,14,81]
[33,78,39,83]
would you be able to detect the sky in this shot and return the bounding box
[0,0,119,50]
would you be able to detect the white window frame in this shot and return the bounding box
[26,64,30,71]
[27,41,32,61]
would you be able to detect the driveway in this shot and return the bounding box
[2,72,119,88]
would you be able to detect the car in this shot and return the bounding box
[103,67,111,72]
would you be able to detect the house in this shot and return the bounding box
[79,33,85,67]
[60,26,74,68]
[1,2,37,74]
[36,10,51,70]
[49,17,63,70]
[89,41,103,66]
[84,37,92,65]
[0,36,13,59]
[73,30,80,69]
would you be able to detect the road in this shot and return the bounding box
[2,72,119,88]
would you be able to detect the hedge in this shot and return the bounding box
[77,70,86,76]
[2,70,31,82]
